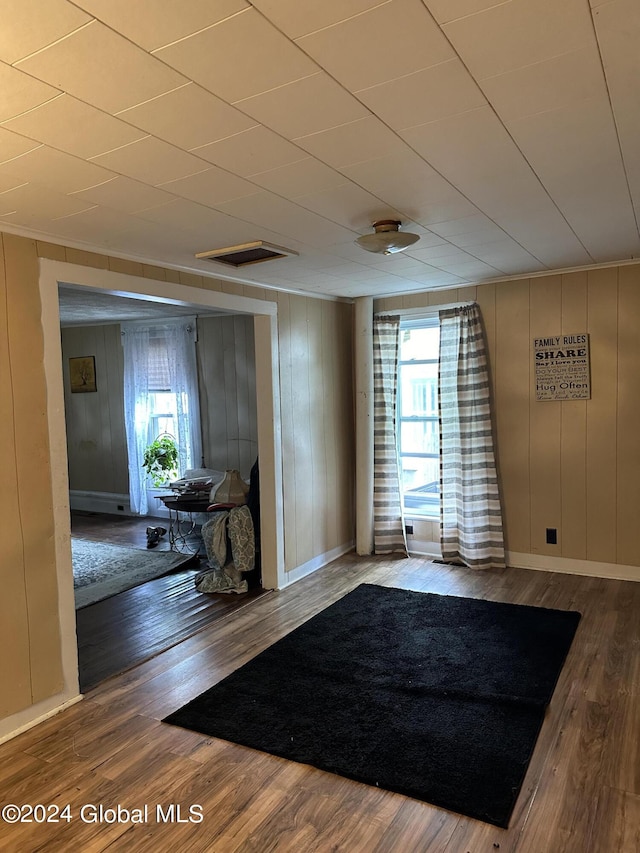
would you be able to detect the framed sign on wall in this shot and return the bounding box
[533,334,590,401]
[69,355,97,393]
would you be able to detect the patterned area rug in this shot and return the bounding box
[72,538,191,609]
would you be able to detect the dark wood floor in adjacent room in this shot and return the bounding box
[72,511,269,691]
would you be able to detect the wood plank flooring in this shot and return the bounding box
[72,512,269,692]
[2,553,639,852]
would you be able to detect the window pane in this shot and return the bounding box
[151,415,176,439]
[149,391,178,441]
[400,325,439,360]
[150,391,177,415]
[400,420,439,455]
[399,363,438,417]
[400,456,440,511]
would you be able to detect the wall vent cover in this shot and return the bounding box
[195,241,298,267]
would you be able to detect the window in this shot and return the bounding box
[146,334,194,469]
[397,318,440,517]
[123,319,202,514]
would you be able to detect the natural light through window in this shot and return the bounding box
[398,318,440,517]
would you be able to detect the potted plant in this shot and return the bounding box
[142,435,179,487]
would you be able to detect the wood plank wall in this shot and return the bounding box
[61,324,128,494]
[276,292,354,573]
[197,314,258,479]
[1,234,356,727]
[376,266,640,568]
[0,235,63,718]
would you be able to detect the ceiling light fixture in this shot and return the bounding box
[355,220,420,255]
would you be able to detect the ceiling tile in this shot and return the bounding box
[15,21,188,113]
[296,0,454,91]
[90,137,209,185]
[0,174,30,196]
[480,46,608,122]
[0,0,91,64]
[295,182,402,231]
[153,8,318,103]
[250,0,390,39]
[465,239,547,273]
[0,145,116,193]
[1,94,147,158]
[0,182,96,222]
[356,58,487,130]
[192,126,307,176]
[433,259,501,277]
[116,83,257,150]
[341,151,481,224]
[424,0,511,25]
[442,0,595,79]
[507,95,640,260]
[70,176,176,214]
[592,0,640,222]
[45,204,137,238]
[157,166,261,205]
[407,244,473,263]
[399,103,596,266]
[427,213,501,238]
[295,116,408,169]
[234,72,369,140]
[249,158,347,199]
[73,0,249,51]
[0,62,59,122]
[0,128,42,163]
[400,107,550,216]
[216,192,356,247]
[134,198,273,248]
[449,226,513,248]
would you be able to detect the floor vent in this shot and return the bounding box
[195,241,298,267]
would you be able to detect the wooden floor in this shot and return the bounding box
[2,553,639,852]
[72,512,268,692]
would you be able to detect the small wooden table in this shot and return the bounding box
[156,495,211,555]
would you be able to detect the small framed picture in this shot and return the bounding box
[69,356,97,393]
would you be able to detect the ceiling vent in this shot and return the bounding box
[195,240,298,267]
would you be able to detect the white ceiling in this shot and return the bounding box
[1,0,638,298]
[57,284,226,325]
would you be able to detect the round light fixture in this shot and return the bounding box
[355,220,420,255]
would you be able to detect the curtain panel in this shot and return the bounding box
[438,303,505,570]
[372,316,407,555]
[122,319,202,515]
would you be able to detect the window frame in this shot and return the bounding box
[397,315,440,519]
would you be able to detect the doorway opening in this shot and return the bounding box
[40,259,284,696]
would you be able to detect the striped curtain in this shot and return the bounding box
[373,316,407,555]
[438,303,505,570]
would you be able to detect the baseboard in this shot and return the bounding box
[69,490,131,516]
[508,551,640,583]
[281,541,355,589]
[0,694,83,746]
[68,490,170,520]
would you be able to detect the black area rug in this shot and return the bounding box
[163,584,581,827]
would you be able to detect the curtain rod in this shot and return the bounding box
[374,299,475,318]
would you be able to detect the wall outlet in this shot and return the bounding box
[546,527,557,545]
[405,523,414,535]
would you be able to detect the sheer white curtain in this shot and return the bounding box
[122,318,202,515]
[438,303,505,569]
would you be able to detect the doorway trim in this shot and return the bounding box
[40,259,285,698]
